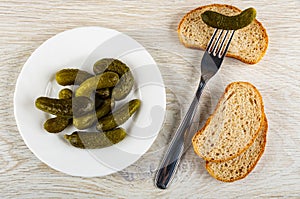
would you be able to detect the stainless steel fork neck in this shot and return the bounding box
[195,76,206,100]
[155,76,207,189]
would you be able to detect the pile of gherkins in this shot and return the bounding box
[35,58,141,149]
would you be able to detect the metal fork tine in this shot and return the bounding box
[219,30,235,58]
[206,29,218,52]
[211,29,224,55]
[217,30,230,57]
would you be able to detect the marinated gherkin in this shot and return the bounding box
[43,88,73,133]
[35,96,94,117]
[36,63,141,148]
[93,58,129,75]
[95,88,111,99]
[112,72,134,100]
[75,72,119,97]
[93,58,134,100]
[58,88,73,99]
[64,128,127,149]
[94,94,104,109]
[56,69,93,86]
[201,7,256,30]
[44,117,71,133]
[96,99,141,131]
[73,98,115,130]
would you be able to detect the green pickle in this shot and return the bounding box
[96,99,141,131]
[36,65,140,148]
[44,117,71,133]
[93,58,134,100]
[35,96,94,117]
[112,72,134,100]
[96,88,111,99]
[94,94,104,109]
[75,72,119,97]
[43,88,73,133]
[73,98,115,130]
[93,58,129,75]
[201,7,256,30]
[56,69,93,86]
[64,128,127,149]
[58,88,73,99]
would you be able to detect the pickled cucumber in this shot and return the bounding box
[43,89,73,133]
[44,117,71,133]
[93,58,134,100]
[64,128,127,149]
[201,7,256,30]
[94,94,104,109]
[112,72,134,100]
[56,69,93,86]
[75,72,119,97]
[93,58,129,76]
[58,88,73,99]
[35,96,94,117]
[96,99,141,131]
[96,88,111,99]
[73,98,115,130]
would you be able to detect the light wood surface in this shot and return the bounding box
[1,0,300,198]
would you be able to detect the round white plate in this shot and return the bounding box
[14,27,166,177]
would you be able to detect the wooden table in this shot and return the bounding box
[1,0,299,198]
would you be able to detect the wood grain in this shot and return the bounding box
[1,0,300,198]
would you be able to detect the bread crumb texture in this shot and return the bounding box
[206,116,267,182]
[192,82,264,162]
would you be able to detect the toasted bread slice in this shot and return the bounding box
[192,82,264,162]
[206,115,267,182]
[178,4,268,64]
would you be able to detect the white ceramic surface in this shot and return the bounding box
[14,27,166,177]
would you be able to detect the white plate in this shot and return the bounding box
[14,27,166,177]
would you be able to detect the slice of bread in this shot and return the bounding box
[192,82,264,162]
[206,115,267,182]
[178,4,268,64]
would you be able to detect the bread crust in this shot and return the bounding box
[177,4,268,64]
[205,115,268,182]
[192,82,265,162]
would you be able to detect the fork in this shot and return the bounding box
[155,29,235,189]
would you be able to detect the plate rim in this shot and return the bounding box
[13,26,166,177]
